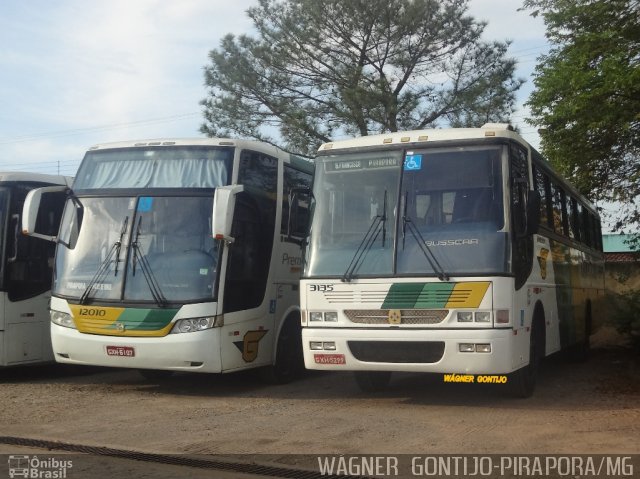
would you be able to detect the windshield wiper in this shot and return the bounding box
[79,216,129,304]
[401,192,449,281]
[131,216,168,307]
[342,190,387,282]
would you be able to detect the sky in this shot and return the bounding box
[0,0,549,179]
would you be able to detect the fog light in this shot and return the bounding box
[323,342,336,350]
[475,311,491,323]
[476,343,491,353]
[310,341,323,350]
[324,312,338,322]
[459,343,475,352]
[310,312,323,322]
[457,312,473,322]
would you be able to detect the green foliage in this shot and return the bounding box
[609,289,640,350]
[201,0,523,156]
[523,0,640,234]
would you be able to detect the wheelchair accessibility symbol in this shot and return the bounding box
[404,154,422,171]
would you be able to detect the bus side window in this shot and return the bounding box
[533,166,552,229]
[282,164,312,240]
[550,182,565,236]
[510,144,533,290]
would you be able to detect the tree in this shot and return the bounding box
[523,0,640,240]
[201,0,523,157]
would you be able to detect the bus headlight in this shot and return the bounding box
[457,312,473,322]
[323,312,338,322]
[309,311,338,322]
[50,310,76,329]
[474,311,491,323]
[171,316,222,334]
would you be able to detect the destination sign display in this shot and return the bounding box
[324,156,400,173]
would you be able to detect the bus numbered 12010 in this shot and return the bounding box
[0,172,70,367]
[23,139,313,382]
[301,124,605,397]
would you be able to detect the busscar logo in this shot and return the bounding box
[425,238,479,247]
[233,330,268,362]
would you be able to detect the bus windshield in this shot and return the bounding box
[54,195,218,304]
[305,151,402,277]
[397,145,507,276]
[305,145,508,278]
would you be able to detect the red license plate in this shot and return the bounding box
[314,353,346,365]
[106,346,135,357]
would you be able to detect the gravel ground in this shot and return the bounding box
[0,327,638,477]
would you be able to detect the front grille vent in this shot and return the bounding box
[343,309,448,325]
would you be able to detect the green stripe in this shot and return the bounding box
[382,282,456,309]
[415,283,455,308]
[105,309,178,331]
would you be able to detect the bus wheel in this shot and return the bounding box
[510,320,544,398]
[354,371,391,392]
[261,316,304,384]
[138,369,174,381]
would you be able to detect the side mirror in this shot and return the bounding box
[212,185,244,244]
[22,186,68,242]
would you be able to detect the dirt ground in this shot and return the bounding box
[0,327,638,477]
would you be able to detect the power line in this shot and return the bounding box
[0,112,200,146]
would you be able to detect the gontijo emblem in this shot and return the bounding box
[388,309,402,324]
[233,330,269,362]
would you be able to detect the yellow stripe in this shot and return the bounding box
[70,305,125,322]
[69,305,173,337]
[445,282,490,308]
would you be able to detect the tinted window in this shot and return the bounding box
[534,166,551,229]
[282,164,312,238]
[224,150,279,312]
[550,182,565,236]
[6,184,65,301]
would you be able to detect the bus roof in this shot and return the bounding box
[86,138,307,166]
[0,171,71,186]
[318,124,524,153]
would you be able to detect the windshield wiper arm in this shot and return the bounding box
[342,190,387,283]
[79,216,129,305]
[402,193,449,281]
[131,217,168,307]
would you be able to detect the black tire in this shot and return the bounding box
[509,321,543,398]
[354,371,391,392]
[138,369,174,381]
[261,316,305,384]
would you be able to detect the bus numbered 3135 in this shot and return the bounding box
[22,139,313,382]
[301,124,605,397]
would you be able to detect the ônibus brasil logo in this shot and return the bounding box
[8,455,72,478]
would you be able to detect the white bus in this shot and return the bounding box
[23,139,313,381]
[301,124,605,396]
[0,172,71,367]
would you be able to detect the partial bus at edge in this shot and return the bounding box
[0,172,71,367]
[22,139,313,382]
[300,124,605,397]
